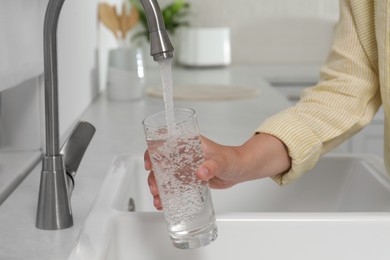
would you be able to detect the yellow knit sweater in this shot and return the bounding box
[258,0,389,185]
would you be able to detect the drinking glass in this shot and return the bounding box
[142,108,218,249]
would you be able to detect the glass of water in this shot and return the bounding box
[142,108,218,249]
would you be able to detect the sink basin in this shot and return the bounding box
[69,154,390,259]
[112,154,390,213]
[81,213,390,260]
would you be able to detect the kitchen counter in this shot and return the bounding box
[0,66,290,259]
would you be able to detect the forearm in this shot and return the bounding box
[237,133,291,182]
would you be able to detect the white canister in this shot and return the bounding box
[178,27,231,67]
[107,47,145,101]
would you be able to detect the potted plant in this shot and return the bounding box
[129,0,191,43]
[128,0,191,67]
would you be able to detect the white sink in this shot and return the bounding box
[69,154,390,259]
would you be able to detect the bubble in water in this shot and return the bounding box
[147,136,207,225]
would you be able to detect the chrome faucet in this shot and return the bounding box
[138,0,174,61]
[36,0,96,230]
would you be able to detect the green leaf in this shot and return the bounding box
[128,0,191,42]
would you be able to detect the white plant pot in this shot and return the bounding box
[106,47,145,101]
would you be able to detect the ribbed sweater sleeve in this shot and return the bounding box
[257,0,381,185]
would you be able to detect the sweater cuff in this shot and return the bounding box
[257,112,323,185]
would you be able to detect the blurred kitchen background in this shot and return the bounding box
[0,0,383,194]
[99,0,339,103]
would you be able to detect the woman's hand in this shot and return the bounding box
[144,134,291,210]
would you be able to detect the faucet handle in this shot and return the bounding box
[60,121,96,183]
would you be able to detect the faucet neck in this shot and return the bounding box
[43,0,65,156]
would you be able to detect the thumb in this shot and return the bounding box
[196,159,219,181]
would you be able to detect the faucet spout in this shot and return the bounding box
[138,0,174,61]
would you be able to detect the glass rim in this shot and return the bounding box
[142,107,196,129]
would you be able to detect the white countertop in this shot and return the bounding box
[0,66,290,259]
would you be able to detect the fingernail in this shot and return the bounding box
[144,160,150,170]
[198,167,210,179]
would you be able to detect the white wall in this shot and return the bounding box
[0,1,46,92]
[57,0,100,135]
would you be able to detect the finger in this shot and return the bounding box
[147,171,159,196]
[153,195,163,210]
[196,159,218,181]
[144,150,152,170]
